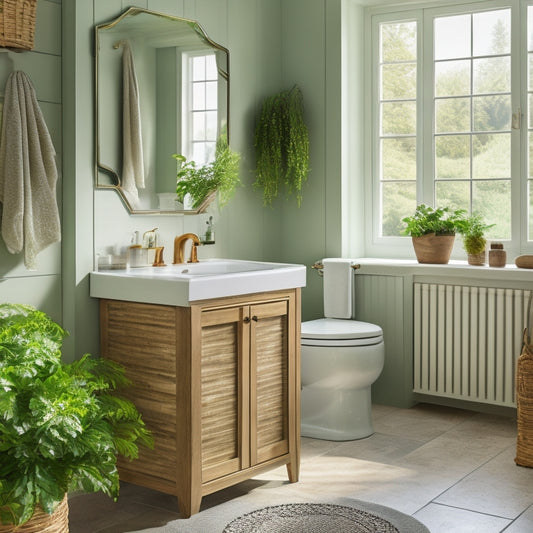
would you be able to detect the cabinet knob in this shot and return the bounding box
[243,316,251,324]
[252,316,258,322]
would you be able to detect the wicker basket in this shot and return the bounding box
[516,329,533,468]
[0,494,69,533]
[0,0,37,51]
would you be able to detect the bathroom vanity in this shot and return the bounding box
[90,260,305,517]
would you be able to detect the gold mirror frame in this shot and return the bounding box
[94,7,229,214]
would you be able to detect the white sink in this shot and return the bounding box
[90,259,306,306]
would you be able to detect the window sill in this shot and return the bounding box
[354,258,533,284]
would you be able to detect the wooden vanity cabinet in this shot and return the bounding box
[98,289,301,518]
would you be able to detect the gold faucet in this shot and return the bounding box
[173,233,200,264]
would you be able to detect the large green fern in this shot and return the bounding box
[0,304,153,526]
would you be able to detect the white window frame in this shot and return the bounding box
[364,0,529,260]
[181,50,218,164]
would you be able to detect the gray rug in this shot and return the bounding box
[222,502,430,533]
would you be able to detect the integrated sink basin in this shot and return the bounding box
[90,259,306,306]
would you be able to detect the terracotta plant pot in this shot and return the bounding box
[0,494,69,533]
[412,234,455,264]
[467,250,486,266]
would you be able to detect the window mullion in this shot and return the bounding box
[421,8,435,206]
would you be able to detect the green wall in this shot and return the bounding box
[0,0,63,322]
[0,0,347,358]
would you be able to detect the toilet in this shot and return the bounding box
[300,259,385,441]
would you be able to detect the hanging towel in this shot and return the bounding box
[0,71,61,270]
[121,40,144,208]
[323,258,354,319]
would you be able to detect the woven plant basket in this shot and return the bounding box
[516,328,533,468]
[0,0,37,51]
[412,234,455,264]
[0,494,69,533]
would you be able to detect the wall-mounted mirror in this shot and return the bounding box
[95,8,229,214]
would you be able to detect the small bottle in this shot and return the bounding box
[489,242,506,268]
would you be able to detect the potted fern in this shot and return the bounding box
[173,133,241,211]
[0,304,153,530]
[456,212,494,266]
[254,85,310,206]
[402,204,467,264]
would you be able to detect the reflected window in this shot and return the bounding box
[183,52,218,165]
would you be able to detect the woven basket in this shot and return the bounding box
[0,494,69,533]
[516,329,533,468]
[0,0,37,51]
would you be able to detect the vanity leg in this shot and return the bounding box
[177,492,202,519]
[286,454,300,483]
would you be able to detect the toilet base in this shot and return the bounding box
[300,386,374,441]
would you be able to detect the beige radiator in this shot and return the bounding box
[413,282,531,407]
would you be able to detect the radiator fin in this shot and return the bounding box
[413,283,531,407]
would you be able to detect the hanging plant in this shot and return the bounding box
[254,85,310,207]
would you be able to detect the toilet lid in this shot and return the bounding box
[301,318,383,340]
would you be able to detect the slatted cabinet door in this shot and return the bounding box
[250,300,290,465]
[200,306,249,483]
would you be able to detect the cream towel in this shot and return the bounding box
[323,258,354,319]
[0,71,61,270]
[121,41,144,208]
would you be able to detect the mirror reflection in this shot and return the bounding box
[95,8,229,213]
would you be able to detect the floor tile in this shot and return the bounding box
[372,403,475,443]
[414,503,511,533]
[435,446,533,519]
[504,504,533,532]
[66,404,533,532]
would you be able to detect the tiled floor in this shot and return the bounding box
[68,403,533,532]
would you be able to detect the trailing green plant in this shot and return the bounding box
[401,204,467,237]
[174,134,241,209]
[0,304,153,526]
[254,85,310,207]
[455,212,495,254]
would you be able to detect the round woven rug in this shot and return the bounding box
[222,502,429,533]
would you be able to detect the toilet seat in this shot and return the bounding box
[301,318,383,347]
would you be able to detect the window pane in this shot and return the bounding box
[192,143,207,165]
[205,142,216,162]
[435,60,470,97]
[435,135,470,179]
[435,98,470,133]
[192,56,205,81]
[473,57,510,94]
[381,138,416,180]
[473,133,510,179]
[206,111,218,139]
[206,54,217,79]
[434,14,470,60]
[530,133,533,178]
[192,82,206,110]
[192,112,206,141]
[529,53,533,90]
[435,180,470,211]
[381,102,416,134]
[381,21,416,62]
[529,181,533,238]
[473,9,510,56]
[206,81,218,109]
[473,180,510,239]
[381,63,416,99]
[472,95,511,131]
[382,182,416,236]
